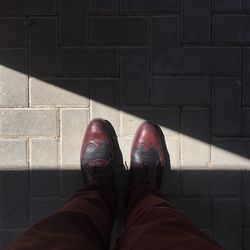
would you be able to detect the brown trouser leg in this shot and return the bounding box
[115,184,223,250]
[6,180,117,250]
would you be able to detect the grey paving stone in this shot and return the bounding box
[121,0,179,13]
[89,0,118,14]
[211,138,250,168]
[0,0,56,15]
[61,170,83,196]
[243,228,250,250]
[89,17,147,46]
[243,171,250,227]
[59,0,87,46]
[0,139,26,169]
[120,49,150,106]
[183,0,210,43]
[29,18,57,77]
[0,230,23,249]
[243,108,250,137]
[0,109,58,136]
[181,171,241,196]
[170,198,211,228]
[0,49,28,107]
[243,48,250,105]
[161,170,180,196]
[61,109,89,167]
[30,138,59,196]
[30,78,89,107]
[166,139,179,169]
[214,16,250,43]
[91,80,119,132]
[0,18,26,47]
[31,198,66,224]
[152,16,179,74]
[247,0,250,12]
[61,48,118,77]
[182,47,241,75]
[0,171,29,227]
[213,0,241,11]
[121,108,180,137]
[152,77,210,105]
[213,199,241,250]
[212,77,241,136]
[181,108,210,168]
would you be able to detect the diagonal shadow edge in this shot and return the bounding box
[0,60,250,162]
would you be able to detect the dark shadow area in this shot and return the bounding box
[0,169,248,250]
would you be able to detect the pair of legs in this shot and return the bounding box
[7,119,223,250]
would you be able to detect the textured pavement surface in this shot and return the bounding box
[1,0,250,249]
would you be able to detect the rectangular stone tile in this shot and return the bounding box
[61,169,83,196]
[90,0,118,14]
[59,0,87,46]
[31,198,66,224]
[30,78,89,107]
[0,170,29,227]
[61,48,118,77]
[213,0,241,11]
[0,0,56,15]
[213,199,241,250]
[121,0,179,13]
[161,170,180,196]
[247,0,250,12]
[243,108,250,136]
[182,171,241,196]
[243,171,250,226]
[29,18,57,77]
[120,49,150,106]
[0,139,26,169]
[212,78,241,136]
[121,108,180,137]
[61,109,89,168]
[118,137,132,166]
[30,138,59,196]
[211,138,250,169]
[0,109,58,136]
[214,16,250,43]
[91,80,119,133]
[0,230,23,250]
[183,0,210,43]
[170,198,211,228]
[243,228,250,250]
[152,16,179,74]
[89,17,147,46]
[243,48,250,105]
[166,139,179,169]
[182,47,241,75]
[152,77,210,105]
[0,18,26,47]
[181,108,210,168]
[0,49,28,107]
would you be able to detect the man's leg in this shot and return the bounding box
[7,118,123,250]
[115,184,223,250]
[116,121,223,250]
[7,180,117,250]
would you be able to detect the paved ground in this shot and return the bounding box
[1,0,250,249]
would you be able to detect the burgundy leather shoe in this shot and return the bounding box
[80,118,116,185]
[129,121,167,188]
